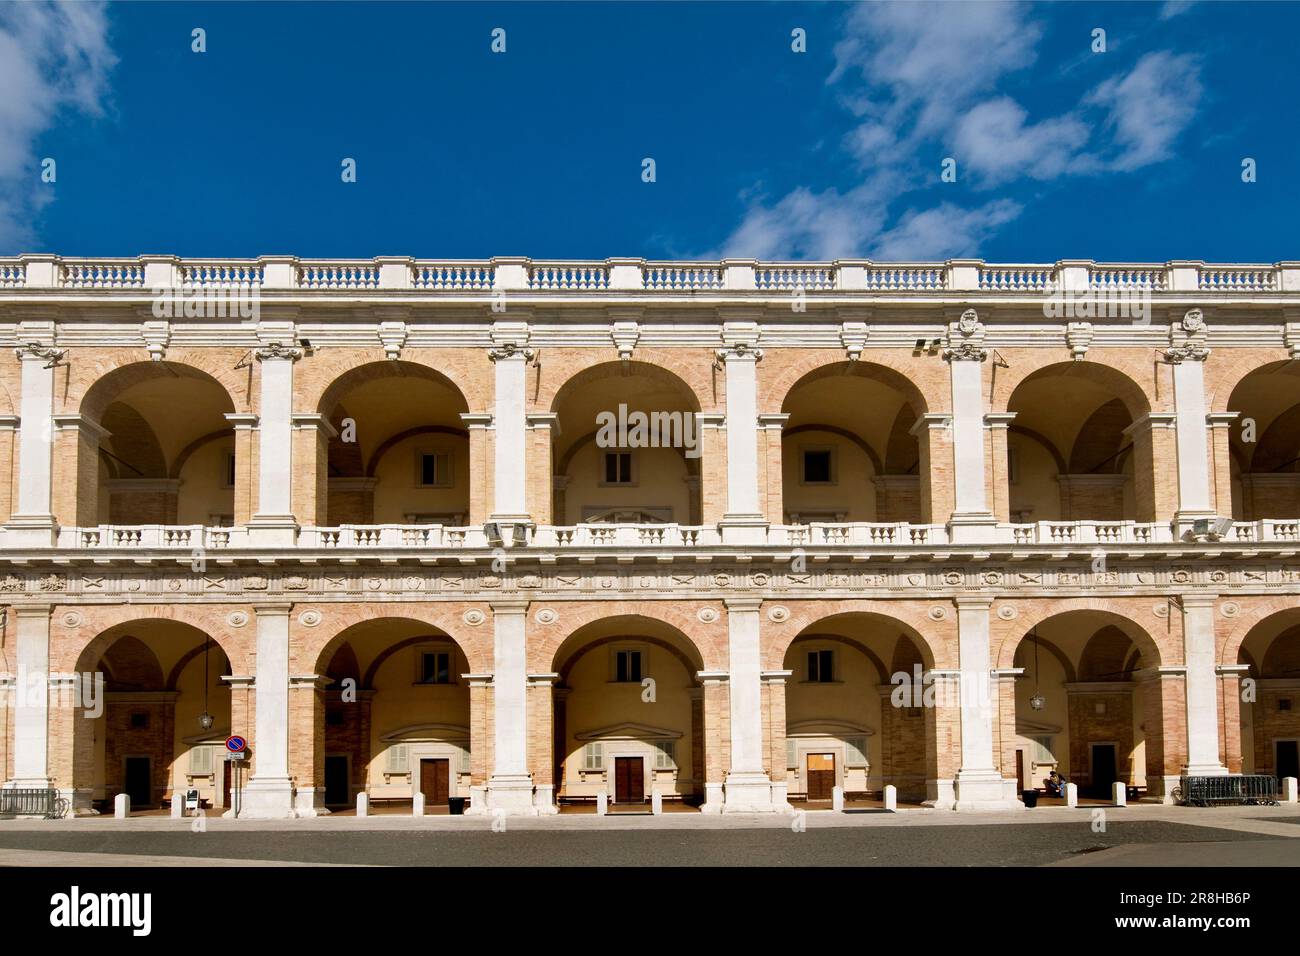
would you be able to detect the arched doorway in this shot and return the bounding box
[1234,609,1300,779]
[1225,363,1300,519]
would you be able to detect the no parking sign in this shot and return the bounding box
[225,735,247,755]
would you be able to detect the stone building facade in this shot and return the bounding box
[0,254,1298,816]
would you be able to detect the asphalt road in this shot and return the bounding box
[0,820,1294,866]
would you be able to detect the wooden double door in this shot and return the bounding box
[613,756,644,805]
[420,758,451,806]
[806,753,835,800]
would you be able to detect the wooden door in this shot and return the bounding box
[614,756,644,804]
[1015,750,1025,790]
[124,757,151,808]
[221,759,232,809]
[420,759,450,805]
[806,753,835,800]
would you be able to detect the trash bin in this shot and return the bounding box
[447,796,466,815]
[1022,789,1039,808]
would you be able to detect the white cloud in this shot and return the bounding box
[0,1,116,248]
[872,199,1022,261]
[1159,1,1199,19]
[1086,51,1202,171]
[714,183,891,261]
[953,98,1093,184]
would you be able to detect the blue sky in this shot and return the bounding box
[1,1,1297,262]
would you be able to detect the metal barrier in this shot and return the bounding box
[0,788,67,818]
[1177,774,1279,807]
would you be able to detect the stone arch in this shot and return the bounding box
[993,600,1164,672]
[57,604,251,675]
[76,357,244,421]
[1210,353,1294,414]
[996,358,1154,420]
[543,610,712,676]
[316,360,470,419]
[765,352,943,416]
[303,607,491,677]
[765,602,949,672]
[1218,601,1300,667]
[536,348,716,414]
[783,631,890,681]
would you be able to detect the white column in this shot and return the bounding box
[486,601,535,812]
[953,598,1019,809]
[248,341,301,545]
[1181,595,1228,776]
[1170,355,1214,525]
[5,606,52,789]
[7,344,64,544]
[240,604,296,817]
[723,598,774,811]
[489,346,530,521]
[945,345,996,542]
[718,335,766,543]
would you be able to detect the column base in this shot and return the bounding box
[3,514,58,547]
[1182,763,1230,777]
[471,774,540,816]
[227,777,299,818]
[533,784,559,815]
[722,770,778,812]
[923,778,957,810]
[245,515,299,548]
[699,783,725,814]
[718,515,768,546]
[1141,774,1181,804]
[946,512,998,544]
[953,770,1024,811]
[293,787,331,816]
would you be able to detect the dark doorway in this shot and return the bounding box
[1015,750,1025,790]
[1090,744,1118,798]
[614,756,644,805]
[124,756,152,808]
[1277,740,1300,781]
[324,755,350,806]
[420,758,450,806]
[222,759,232,809]
[806,753,835,800]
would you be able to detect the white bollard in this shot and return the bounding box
[1284,777,1298,803]
[114,793,130,819]
[170,793,183,819]
[356,793,369,817]
[832,786,845,811]
[883,785,897,811]
[1065,782,1078,808]
[596,792,608,816]
[412,793,425,817]
[651,789,663,815]
[1113,781,1127,807]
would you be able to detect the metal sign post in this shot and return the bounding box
[225,736,248,818]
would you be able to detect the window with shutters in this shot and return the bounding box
[613,648,644,683]
[387,744,410,772]
[653,740,676,770]
[601,451,634,485]
[414,450,453,488]
[418,650,452,685]
[845,736,868,767]
[584,742,603,770]
[189,746,213,773]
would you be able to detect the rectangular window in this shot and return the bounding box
[807,649,834,682]
[845,736,868,768]
[223,452,236,489]
[1007,446,1021,485]
[802,449,833,484]
[584,742,603,770]
[387,744,410,773]
[615,650,642,683]
[458,747,471,774]
[603,452,633,484]
[654,740,676,770]
[1032,736,1054,764]
[416,452,452,488]
[786,738,797,769]
[419,651,451,684]
[130,712,150,729]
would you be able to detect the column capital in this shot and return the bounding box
[290,413,338,438]
[488,600,530,615]
[51,413,110,442]
[253,603,293,617]
[723,597,762,612]
[459,411,493,429]
[983,412,1016,429]
[224,412,259,430]
[954,596,994,610]
[715,341,763,363]
[1177,593,1219,609]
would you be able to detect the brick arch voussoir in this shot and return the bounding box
[542,352,714,415]
[298,604,492,676]
[1208,351,1294,414]
[766,352,939,417]
[71,350,249,419]
[56,603,252,676]
[764,600,952,671]
[992,598,1165,672]
[530,602,724,674]
[1217,598,1300,666]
